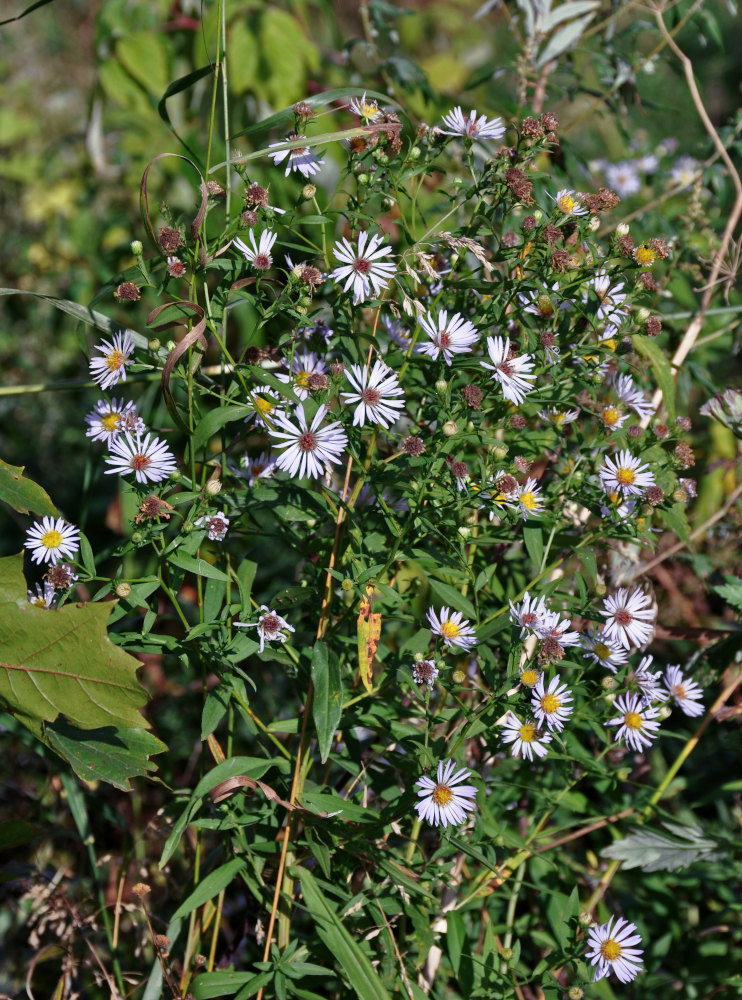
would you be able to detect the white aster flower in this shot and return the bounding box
[539,407,579,427]
[519,665,542,689]
[235,605,295,653]
[600,587,655,649]
[604,160,641,198]
[599,404,629,432]
[582,626,629,672]
[349,92,382,121]
[268,403,348,480]
[330,231,395,305]
[612,374,654,418]
[27,581,56,608]
[633,654,663,705]
[415,759,478,828]
[606,692,661,751]
[85,398,144,443]
[669,155,700,189]
[516,477,544,520]
[104,431,177,484]
[586,916,644,983]
[427,605,477,651]
[234,230,278,271]
[89,332,135,390]
[245,385,282,428]
[239,451,277,486]
[195,511,230,542]
[509,591,550,637]
[551,188,588,216]
[416,310,479,365]
[481,336,536,405]
[587,270,628,327]
[501,711,552,761]
[412,658,439,689]
[269,133,323,178]
[599,449,656,497]
[662,664,704,717]
[25,516,80,566]
[381,314,411,349]
[439,106,506,141]
[531,674,574,732]
[276,350,326,401]
[342,360,405,428]
[538,610,581,647]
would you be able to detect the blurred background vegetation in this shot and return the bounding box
[1,1,741,997]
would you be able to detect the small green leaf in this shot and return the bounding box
[191,404,252,453]
[632,335,676,421]
[170,857,246,921]
[0,458,57,516]
[523,524,544,567]
[714,576,742,612]
[602,822,720,872]
[427,579,477,621]
[311,642,343,764]
[192,971,272,1000]
[168,551,231,582]
[659,503,691,545]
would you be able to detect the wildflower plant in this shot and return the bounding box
[2,8,742,999]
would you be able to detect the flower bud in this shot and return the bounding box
[588,215,600,231]
[493,445,509,461]
[452,670,466,684]
[435,379,448,395]
[578,910,594,927]
[341,578,354,592]
[616,223,630,237]
[533,209,543,222]
[500,947,513,961]
[182,521,194,534]
[458,526,471,539]
[568,987,584,1000]
[601,675,616,691]
[357,173,370,186]
[451,176,464,187]
[131,531,144,544]
[130,240,143,256]
[636,307,651,323]
[206,479,222,496]
[148,338,161,352]
[616,768,631,781]
[408,146,421,160]
[442,420,458,437]
[659,704,672,720]
[595,582,607,596]
[302,184,316,200]
[115,582,132,599]
[166,340,176,352]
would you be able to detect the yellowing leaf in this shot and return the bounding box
[357,585,381,693]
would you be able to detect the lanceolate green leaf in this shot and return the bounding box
[170,857,247,921]
[632,334,676,421]
[0,458,57,516]
[311,642,343,764]
[295,868,393,1000]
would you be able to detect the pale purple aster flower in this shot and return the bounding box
[416,309,479,365]
[235,605,295,653]
[268,403,348,480]
[269,133,323,178]
[330,231,395,305]
[104,431,177,484]
[342,361,405,428]
[25,517,80,566]
[585,916,644,983]
[501,711,552,761]
[85,398,144,443]
[600,588,655,650]
[427,605,477,651]
[89,332,135,391]
[481,336,536,405]
[234,230,278,271]
[415,759,478,827]
[439,106,506,141]
[195,511,230,542]
[662,664,704,717]
[599,449,656,497]
[606,692,661,751]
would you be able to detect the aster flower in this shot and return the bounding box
[349,92,382,121]
[342,361,405,428]
[509,591,550,637]
[586,916,644,983]
[104,431,177,484]
[45,562,78,590]
[599,404,628,432]
[481,336,536,405]
[518,283,562,320]
[239,451,277,486]
[662,664,704,717]
[633,654,663,705]
[439,106,506,141]
[501,711,552,761]
[582,626,629,672]
[276,350,326,401]
[85,398,144,443]
[268,403,348,480]
[245,385,282,428]
[519,665,542,689]
[415,759,478,828]
[600,587,655,649]
[235,605,295,653]
[606,692,661,751]
[381,314,411,349]
[531,674,574,732]
[599,449,656,497]
[669,155,699,189]
[416,310,479,365]
[330,231,395,305]
[550,188,588,216]
[412,658,439,690]
[478,471,519,519]
[234,230,278,271]
[604,160,641,198]
[516,477,544,520]
[539,407,579,427]
[587,271,628,327]
[89,332,135,390]
[25,517,80,566]
[613,374,654,418]
[195,511,230,542]
[427,605,477,651]
[27,581,56,608]
[269,133,324,178]
[539,610,581,647]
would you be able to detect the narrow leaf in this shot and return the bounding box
[168,551,231,582]
[170,857,246,921]
[311,642,343,764]
[427,579,477,621]
[632,335,676,421]
[357,585,381,693]
[191,404,252,453]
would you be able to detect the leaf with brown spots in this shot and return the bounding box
[357,584,382,693]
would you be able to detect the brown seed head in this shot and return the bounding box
[511,414,526,430]
[598,187,620,209]
[646,485,664,506]
[645,315,662,336]
[522,215,536,231]
[136,495,175,523]
[241,209,259,228]
[653,423,668,439]
[114,281,141,303]
[640,273,658,293]
[462,384,483,409]
[542,224,563,246]
[550,248,570,271]
[501,231,519,248]
[495,474,518,495]
[306,372,329,391]
[649,237,670,259]
[674,442,695,469]
[158,226,183,253]
[618,234,635,257]
[245,182,269,207]
[521,116,544,138]
[132,882,151,898]
[541,111,559,131]
[627,424,643,440]
[505,167,533,204]
[514,456,531,474]
[675,415,692,431]
[538,635,565,663]
[154,934,171,952]
[206,180,225,197]
[539,331,556,348]
[45,563,76,589]
[293,101,315,123]
[402,436,425,456]
[451,460,468,479]
[300,265,323,289]
[329,360,345,377]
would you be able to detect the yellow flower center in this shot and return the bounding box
[624,711,643,729]
[295,370,311,389]
[520,492,537,510]
[361,102,378,117]
[519,723,536,743]
[41,529,63,549]
[601,939,622,961]
[432,784,453,806]
[253,394,275,415]
[541,693,560,714]
[105,350,125,371]
[30,595,46,607]
[101,412,120,431]
[521,669,539,687]
[594,641,611,659]
[603,338,617,351]
[672,683,686,699]
[634,243,658,267]
[439,620,461,639]
[551,412,566,426]
[557,194,577,214]
[616,466,636,485]
[602,406,621,426]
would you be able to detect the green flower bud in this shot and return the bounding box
[458,526,471,539]
[357,173,370,186]
[408,146,421,160]
[493,445,509,461]
[636,307,651,323]
[148,338,161,352]
[130,240,143,256]
[131,531,144,544]
[182,521,195,534]
[452,670,466,684]
[442,420,458,437]
[578,910,593,927]
[435,379,448,395]
[205,479,222,496]
[166,340,176,352]
[302,184,316,200]
[115,582,132,598]
[568,987,584,1000]
[341,578,354,592]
